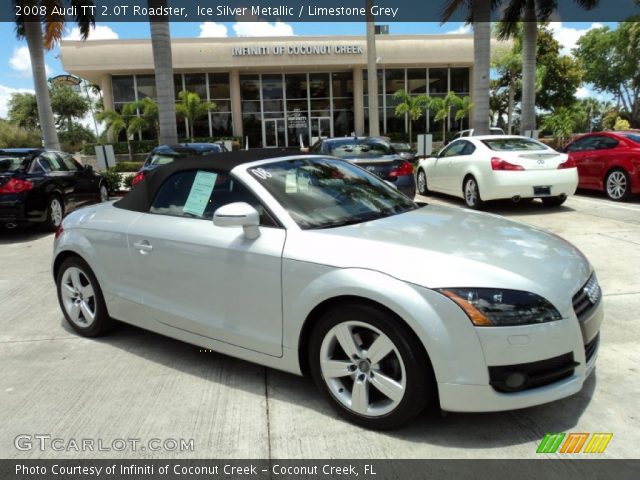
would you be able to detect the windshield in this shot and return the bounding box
[247,157,417,229]
[622,133,640,145]
[0,155,28,173]
[482,138,550,151]
[326,139,395,159]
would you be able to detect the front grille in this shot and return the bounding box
[585,333,600,363]
[572,273,602,323]
[489,353,578,393]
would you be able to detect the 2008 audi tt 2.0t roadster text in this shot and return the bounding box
[52,149,603,429]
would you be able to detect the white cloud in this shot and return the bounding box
[548,22,604,56]
[199,22,228,37]
[232,21,294,37]
[9,46,51,78]
[446,24,472,35]
[576,86,591,99]
[0,84,34,118]
[64,25,119,41]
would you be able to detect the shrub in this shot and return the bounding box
[101,170,121,194]
[123,174,135,190]
[111,162,143,172]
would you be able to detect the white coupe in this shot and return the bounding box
[416,136,578,209]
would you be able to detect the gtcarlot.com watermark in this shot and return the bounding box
[14,434,194,453]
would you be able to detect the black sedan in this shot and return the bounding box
[309,137,416,198]
[0,148,107,231]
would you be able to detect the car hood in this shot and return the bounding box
[285,205,591,315]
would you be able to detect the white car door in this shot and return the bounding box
[430,141,468,194]
[126,169,286,357]
[447,140,477,196]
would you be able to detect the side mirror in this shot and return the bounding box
[84,164,94,172]
[213,202,260,240]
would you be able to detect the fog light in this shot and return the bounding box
[504,372,528,390]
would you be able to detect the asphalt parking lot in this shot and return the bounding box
[1,190,639,459]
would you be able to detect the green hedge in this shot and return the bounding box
[111,162,143,172]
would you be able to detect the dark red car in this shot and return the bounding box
[564,131,640,201]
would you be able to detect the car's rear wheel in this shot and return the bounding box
[56,257,113,337]
[44,196,64,231]
[417,169,429,195]
[99,184,109,202]
[463,176,484,209]
[542,195,567,207]
[309,304,432,430]
[605,169,632,201]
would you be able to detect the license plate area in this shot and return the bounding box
[534,186,551,196]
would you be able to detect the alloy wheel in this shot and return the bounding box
[99,184,109,202]
[606,171,628,200]
[50,198,63,227]
[60,267,97,328]
[319,321,406,417]
[417,170,427,195]
[465,178,478,207]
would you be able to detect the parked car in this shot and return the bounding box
[310,137,415,198]
[135,143,228,187]
[563,131,640,201]
[53,149,602,429]
[390,142,418,163]
[453,128,505,140]
[0,148,107,230]
[416,136,578,209]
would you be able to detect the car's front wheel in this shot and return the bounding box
[605,168,632,201]
[416,169,429,196]
[309,304,433,430]
[56,257,113,337]
[99,183,109,202]
[463,176,484,209]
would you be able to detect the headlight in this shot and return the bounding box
[437,288,562,327]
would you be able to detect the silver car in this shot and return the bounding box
[53,150,603,430]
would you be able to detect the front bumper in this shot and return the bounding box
[436,299,603,413]
[481,168,578,201]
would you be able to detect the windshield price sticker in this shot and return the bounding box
[183,171,217,217]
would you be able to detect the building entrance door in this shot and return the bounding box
[264,119,286,147]
[310,117,333,144]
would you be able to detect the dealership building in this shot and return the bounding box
[60,34,492,147]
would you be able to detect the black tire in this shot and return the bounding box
[604,169,632,201]
[416,169,430,196]
[56,256,114,337]
[44,195,64,232]
[99,183,109,202]
[542,195,567,207]
[463,176,485,210]
[309,303,434,430]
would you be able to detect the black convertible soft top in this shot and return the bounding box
[115,148,303,213]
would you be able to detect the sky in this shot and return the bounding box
[0,20,616,119]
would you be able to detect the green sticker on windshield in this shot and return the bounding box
[183,171,217,217]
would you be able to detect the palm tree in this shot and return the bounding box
[497,0,599,135]
[15,0,94,150]
[454,96,474,129]
[542,106,585,146]
[441,0,496,136]
[149,0,178,144]
[429,92,463,142]
[393,90,429,143]
[175,91,216,142]
[129,97,160,138]
[97,104,139,160]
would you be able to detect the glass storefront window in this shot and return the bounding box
[362,69,383,95]
[309,73,330,98]
[450,68,470,94]
[112,76,135,103]
[184,73,207,98]
[385,69,405,96]
[332,72,352,98]
[174,74,185,99]
[240,75,260,101]
[208,73,230,100]
[286,74,308,99]
[242,113,262,147]
[211,113,231,137]
[429,68,448,94]
[262,74,284,100]
[135,75,156,100]
[407,69,427,95]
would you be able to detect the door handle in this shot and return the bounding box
[133,240,153,254]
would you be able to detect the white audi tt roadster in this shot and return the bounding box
[53,149,602,429]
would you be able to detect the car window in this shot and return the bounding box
[462,142,476,155]
[594,137,619,150]
[567,136,600,152]
[622,133,640,145]
[58,153,81,172]
[482,138,550,151]
[0,155,28,173]
[362,141,394,155]
[149,169,277,227]
[440,141,467,157]
[39,152,67,172]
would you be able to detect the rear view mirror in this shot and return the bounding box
[213,202,260,240]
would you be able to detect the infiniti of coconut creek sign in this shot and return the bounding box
[232,44,364,56]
